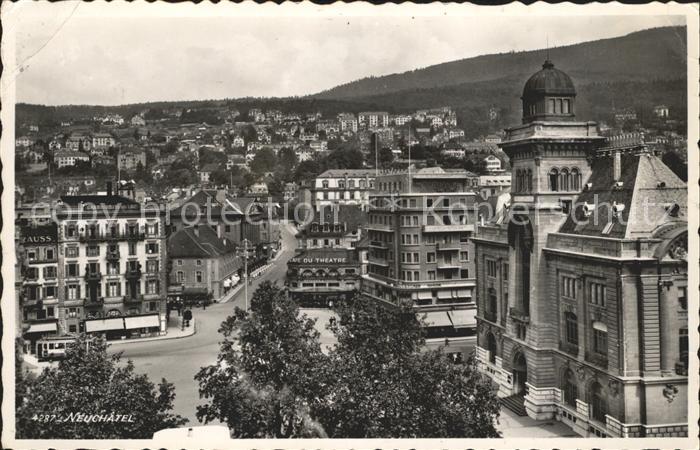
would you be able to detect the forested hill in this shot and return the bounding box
[313,26,687,100]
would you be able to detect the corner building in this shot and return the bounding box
[473,60,688,437]
[362,167,478,342]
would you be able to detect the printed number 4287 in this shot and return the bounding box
[31,414,59,422]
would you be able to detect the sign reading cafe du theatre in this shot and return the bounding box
[289,256,348,265]
[20,224,58,244]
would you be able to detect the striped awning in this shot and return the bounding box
[437,291,453,299]
[421,311,452,328]
[25,322,57,334]
[456,289,472,298]
[85,317,125,333]
[448,309,477,328]
[417,291,433,300]
[124,314,160,330]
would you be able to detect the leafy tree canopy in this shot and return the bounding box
[196,286,501,439]
[16,335,187,439]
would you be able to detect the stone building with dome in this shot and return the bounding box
[473,60,688,438]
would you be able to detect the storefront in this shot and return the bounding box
[84,317,126,340]
[23,320,59,355]
[124,314,161,338]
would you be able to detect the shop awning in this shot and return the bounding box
[417,291,433,300]
[592,321,607,332]
[25,322,57,334]
[437,291,453,299]
[448,309,477,328]
[85,318,125,333]
[456,289,472,298]
[421,311,452,328]
[124,315,160,330]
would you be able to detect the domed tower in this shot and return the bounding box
[521,60,577,124]
[490,60,605,418]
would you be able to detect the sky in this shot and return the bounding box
[5,2,687,106]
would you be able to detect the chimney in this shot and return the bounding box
[106,181,113,196]
[613,150,621,182]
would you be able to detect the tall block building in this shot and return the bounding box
[362,167,479,342]
[54,187,169,338]
[473,60,688,437]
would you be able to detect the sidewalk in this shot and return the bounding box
[497,407,578,437]
[218,264,272,304]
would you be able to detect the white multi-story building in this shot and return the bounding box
[313,169,376,211]
[50,186,168,339]
[358,111,389,130]
[338,113,358,132]
[55,150,90,168]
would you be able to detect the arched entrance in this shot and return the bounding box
[512,351,528,396]
[486,332,498,364]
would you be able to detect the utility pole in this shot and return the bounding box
[243,238,249,311]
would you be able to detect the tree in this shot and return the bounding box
[378,147,394,168]
[250,148,277,175]
[325,147,364,170]
[16,335,187,439]
[195,282,326,438]
[294,159,321,182]
[311,295,501,438]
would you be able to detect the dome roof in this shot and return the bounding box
[522,60,576,98]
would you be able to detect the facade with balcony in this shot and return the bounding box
[361,166,479,346]
[473,60,688,437]
[17,223,61,355]
[55,188,168,339]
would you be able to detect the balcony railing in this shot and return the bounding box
[559,340,579,356]
[585,350,608,368]
[436,242,461,252]
[123,294,144,304]
[483,310,498,323]
[84,270,102,282]
[79,231,146,242]
[125,268,143,279]
[423,224,474,233]
[368,256,389,267]
[509,307,530,323]
[369,240,388,249]
[437,261,461,270]
[85,297,105,307]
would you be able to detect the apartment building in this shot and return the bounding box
[358,111,389,130]
[54,186,168,339]
[312,169,376,211]
[361,167,479,341]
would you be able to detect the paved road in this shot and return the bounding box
[109,221,298,425]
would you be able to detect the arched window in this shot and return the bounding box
[549,168,559,191]
[486,332,498,364]
[526,169,532,192]
[322,180,329,189]
[571,168,581,190]
[560,168,569,191]
[562,369,577,407]
[589,381,607,423]
[302,270,313,277]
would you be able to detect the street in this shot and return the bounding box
[109,221,299,425]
